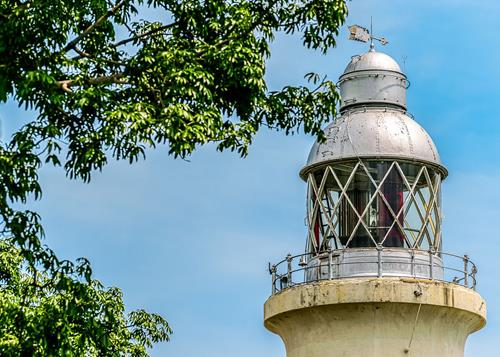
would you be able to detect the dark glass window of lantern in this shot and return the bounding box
[335,162,404,248]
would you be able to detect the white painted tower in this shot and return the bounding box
[264,40,486,357]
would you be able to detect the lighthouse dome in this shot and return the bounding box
[338,49,408,111]
[300,108,446,179]
[301,50,446,179]
[343,50,402,74]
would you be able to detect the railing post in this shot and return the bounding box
[338,249,343,278]
[271,265,277,295]
[317,257,321,281]
[464,255,469,288]
[429,248,434,280]
[377,246,382,278]
[328,248,333,280]
[286,253,292,286]
[410,249,415,277]
[471,265,477,291]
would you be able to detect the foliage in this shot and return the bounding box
[0,241,171,356]
[0,0,347,354]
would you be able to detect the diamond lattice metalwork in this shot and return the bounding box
[306,160,442,253]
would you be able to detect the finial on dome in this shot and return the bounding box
[370,16,374,51]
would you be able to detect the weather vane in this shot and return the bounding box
[348,18,388,50]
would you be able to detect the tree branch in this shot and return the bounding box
[72,46,126,66]
[57,73,126,93]
[70,22,177,62]
[62,0,127,53]
[210,0,281,50]
[113,23,177,48]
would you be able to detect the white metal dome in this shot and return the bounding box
[343,50,402,74]
[339,50,408,111]
[300,108,446,178]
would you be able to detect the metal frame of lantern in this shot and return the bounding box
[305,159,443,254]
[269,155,476,293]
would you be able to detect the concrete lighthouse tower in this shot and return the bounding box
[264,38,486,356]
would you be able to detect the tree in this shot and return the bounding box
[0,0,347,354]
[0,242,171,355]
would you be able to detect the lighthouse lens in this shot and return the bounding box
[376,162,404,247]
[337,162,404,247]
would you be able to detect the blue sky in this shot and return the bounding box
[1,0,500,356]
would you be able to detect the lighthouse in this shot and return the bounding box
[264,39,486,356]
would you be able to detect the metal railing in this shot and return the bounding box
[268,248,477,295]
